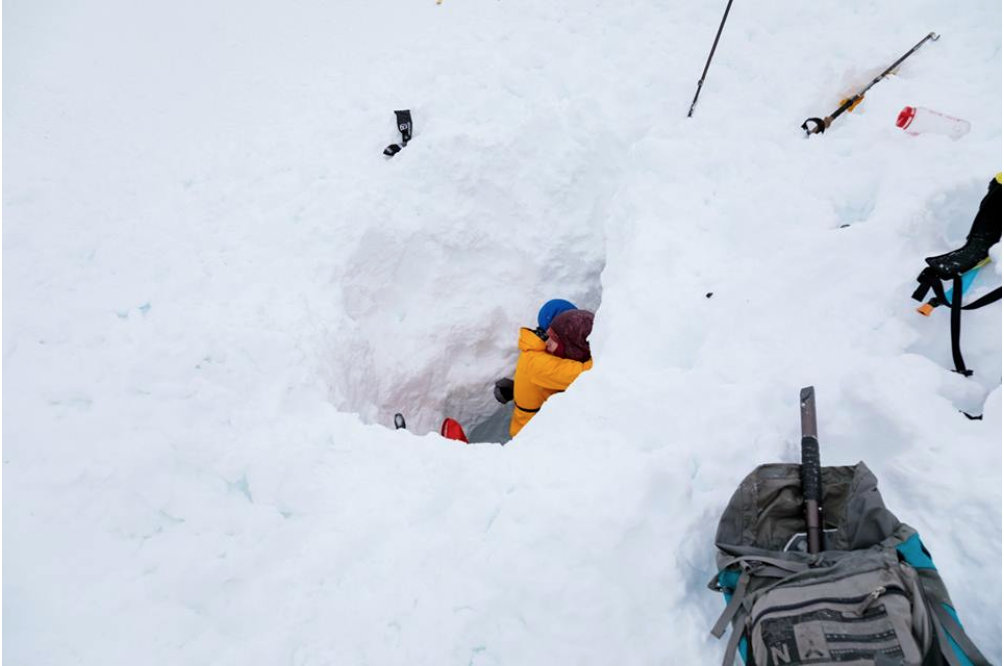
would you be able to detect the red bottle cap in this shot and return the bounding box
[896,106,916,129]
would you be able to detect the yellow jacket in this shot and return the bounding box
[509,328,593,437]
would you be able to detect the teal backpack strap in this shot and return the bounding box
[897,533,992,666]
[932,616,966,666]
[931,603,993,666]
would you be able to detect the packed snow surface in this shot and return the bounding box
[4,0,1001,663]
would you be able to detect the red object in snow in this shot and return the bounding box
[440,418,469,443]
[895,105,970,139]
[896,106,917,130]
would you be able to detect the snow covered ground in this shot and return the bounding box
[3,0,1001,663]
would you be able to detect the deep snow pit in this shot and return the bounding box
[330,225,605,439]
[322,113,615,438]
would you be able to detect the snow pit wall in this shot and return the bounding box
[321,106,615,437]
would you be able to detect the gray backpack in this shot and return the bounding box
[709,462,990,666]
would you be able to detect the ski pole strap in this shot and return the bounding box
[962,286,1003,310]
[918,274,1002,312]
[383,109,413,157]
[917,272,974,376]
[948,274,971,376]
[911,267,937,302]
[912,264,1001,375]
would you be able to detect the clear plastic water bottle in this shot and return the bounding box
[896,106,971,140]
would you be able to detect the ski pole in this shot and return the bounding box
[802,31,940,136]
[799,386,824,554]
[687,0,735,118]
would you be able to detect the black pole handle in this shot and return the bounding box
[800,386,824,554]
[801,117,827,136]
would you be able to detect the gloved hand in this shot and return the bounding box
[494,378,514,404]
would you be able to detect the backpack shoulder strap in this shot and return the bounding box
[897,534,992,665]
[719,611,748,666]
[928,602,993,666]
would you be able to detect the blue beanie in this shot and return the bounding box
[537,299,578,331]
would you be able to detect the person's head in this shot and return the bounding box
[546,309,594,362]
[537,299,577,332]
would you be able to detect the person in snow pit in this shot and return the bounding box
[500,302,594,438]
[494,299,576,405]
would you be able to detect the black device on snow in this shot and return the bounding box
[384,110,413,157]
